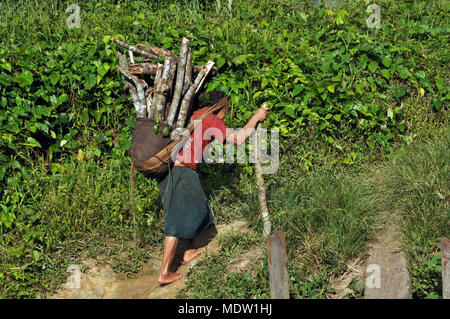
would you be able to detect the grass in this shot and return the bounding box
[184,146,381,298]
[0,152,163,298]
[377,129,450,298]
[179,129,449,299]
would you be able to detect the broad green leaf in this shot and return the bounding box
[0,74,11,86]
[233,54,251,65]
[213,26,223,39]
[432,98,442,110]
[327,85,335,93]
[283,104,296,117]
[380,69,390,79]
[85,73,96,89]
[14,69,33,87]
[0,62,11,72]
[368,61,378,73]
[31,250,40,261]
[292,84,304,96]
[49,71,60,86]
[56,94,68,106]
[434,76,445,92]
[261,77,268,89]
[359,54,368,69]
[0,166,5,181]
[253,91,262,99]
[27,137,42,148]
[216,56,226,68]
[381,56,392,67]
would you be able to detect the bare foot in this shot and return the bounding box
[157,271,183,285]
[183,247,207,263]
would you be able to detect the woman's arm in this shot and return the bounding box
[226,105,268,145]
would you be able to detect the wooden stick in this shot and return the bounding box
[111,37,158,60]
[254,121,289,299]
[175,69,205,129]
[196,60,215,94]
[128,50,135,64]
[148,63,163,121]
[166,59,177,96]
[167,37,190,128]
[182,47,193,96]
[194,64,218,76]
[128,62,213,76]
[154,58,172,121]
[128,62,158,75]
[116,50,146,118]
[145,87,154,118]
[116,65,147,118]
[136,44,177,60]
[254,122,272,237]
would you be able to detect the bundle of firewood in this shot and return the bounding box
[112,37,217,136]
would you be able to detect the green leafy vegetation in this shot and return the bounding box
[0,0,448,298]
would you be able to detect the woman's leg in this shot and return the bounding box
[183,237,207,263]
[157,236,183,284]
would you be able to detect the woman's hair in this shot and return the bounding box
[191,90,225,111]
[208,90,225,106]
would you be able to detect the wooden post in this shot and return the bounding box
[254,121,289,299]
[267,231,289,299]
[442,237,450,299]
[254,122,272,237]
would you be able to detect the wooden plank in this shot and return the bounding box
[267,230,289,299]
[442,237,450,299]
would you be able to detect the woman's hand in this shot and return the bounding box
[226,105,269,145]
[253,104,269,122]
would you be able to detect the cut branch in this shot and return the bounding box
[167,37,190,128]
[128,50,135,64]
[146,87,154,118]
[154,58,173,121]
[128,62,158,75]
[182,47,193,96]
[136,44,177,60]
[254,122,272,238]
[148,63,163,121]
[128,62,213,76]
[194,64,218,76]
[175,69,206,129]
[196,60,215,94]
[112,37,158,60]
[116,65,148,118]
[116,50,146,118]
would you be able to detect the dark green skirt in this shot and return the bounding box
[158,166,214,239]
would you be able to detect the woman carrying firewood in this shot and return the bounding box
[157,92,269,284]
[111,36,268,284]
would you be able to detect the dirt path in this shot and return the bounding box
[364,212,412,299]
[49,221,251,299]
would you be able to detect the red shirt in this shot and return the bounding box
[176,109,229,170]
